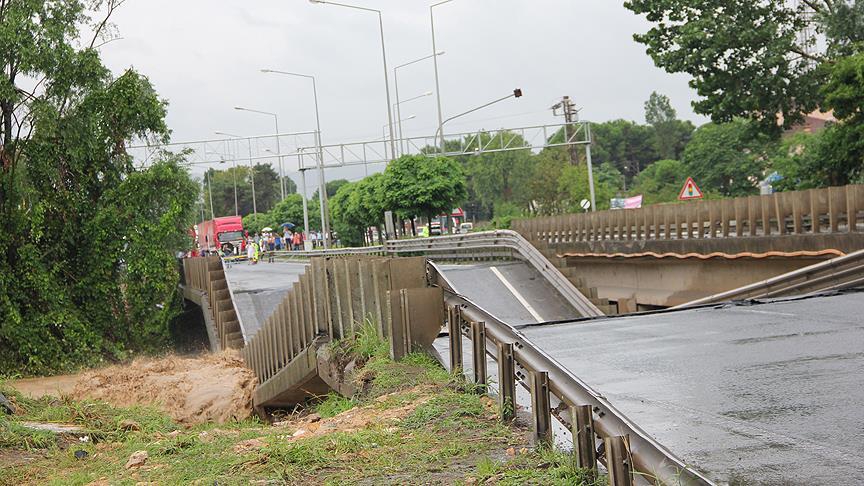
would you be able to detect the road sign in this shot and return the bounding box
[678,177,704,201]
[579,199,591,211]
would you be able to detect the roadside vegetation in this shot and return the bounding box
[0,330,606,484]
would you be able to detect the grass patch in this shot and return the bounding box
[313,393,356,419]
[472,445,608,485]
[1,331,600,485]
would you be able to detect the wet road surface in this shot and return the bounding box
[521,292,864,485]
[224,260,308,341]
[438,262,580,324]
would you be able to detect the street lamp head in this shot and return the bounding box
[260,69,272,73]
[436,50,445,56]
[424,91,433,96]
[513,88,523,98]
[234,106,245,111]
[308,0,324,3]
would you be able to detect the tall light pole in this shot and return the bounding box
[215,131,258,217]
[395,51,443,155]
[207,151,239,216]
[393,91,432,156]
[234,106,286,201]
[434,88,524,146]
[205,169,215,220]
[308,0,397,164]
[431,0,455,152]
[260,68,330,248]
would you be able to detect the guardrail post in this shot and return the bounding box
[572,405,597,475]
[529,370,552,446]
[606,435,633,486]
[447,306,463,373]
[497,342,516,422]
[471,320,487,387]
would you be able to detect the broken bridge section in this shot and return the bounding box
[238,256,445,409]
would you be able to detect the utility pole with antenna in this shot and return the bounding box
[551,96,581,166]
[551,95,595,211]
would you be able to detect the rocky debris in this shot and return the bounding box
[124,450,148,469]
[20,421,86,436]
[233,438,266,453]
[119,419,141,432]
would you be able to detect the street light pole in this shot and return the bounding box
[234,106,285,201]
[393,91,432,156]
[215,131,257,217]
[395,51,443,155]
[205,169,215,220]
[434,88,524,146]
[309,0,397,164]
[260,69,331,248]
[431,0,454,152]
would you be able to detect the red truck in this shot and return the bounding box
[197,216,245,254]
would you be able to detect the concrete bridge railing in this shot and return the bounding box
[182,256,243,349]
[513,184,864,249]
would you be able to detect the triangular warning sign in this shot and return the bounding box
[678,177,704,200]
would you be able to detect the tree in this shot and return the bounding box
[382,155,467,224]
[630,159,689,204]
[269,194,320,232]
[644,92,695,160]
[682,120,773,197]
[312,178,351,201]
[816,51,864,185]
[625,0,864,134]
[590,120,657,181]
[330,174,386,247]
[644,91,676,126]
[0,1,198,374]
[461,132,533,213]
[528,148,570,215]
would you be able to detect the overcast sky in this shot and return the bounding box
[98,0,707,182]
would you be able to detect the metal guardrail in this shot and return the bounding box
[677,248,864,307]
[428,262,713,486]
[513,184,864,246]
[269,230,603,317]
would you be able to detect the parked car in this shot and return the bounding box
[458,222,474,234]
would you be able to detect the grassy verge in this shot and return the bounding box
[1,329,604,485]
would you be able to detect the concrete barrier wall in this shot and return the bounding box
[512,184,864,246]
[239,256,438,389]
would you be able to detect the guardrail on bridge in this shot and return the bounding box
[429,262,713,486]
[513,184,864,246]
[271,230,604,318]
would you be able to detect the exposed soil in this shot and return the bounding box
[9,351,256,425]
[73,351,256,425]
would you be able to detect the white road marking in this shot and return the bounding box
[490,266,544,323]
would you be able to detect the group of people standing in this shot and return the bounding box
[241,230,305,264]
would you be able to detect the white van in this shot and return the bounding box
[458,222,474,234]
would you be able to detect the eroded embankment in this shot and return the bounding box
[10,351,256,425]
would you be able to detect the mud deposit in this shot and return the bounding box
[12,352,256,425]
